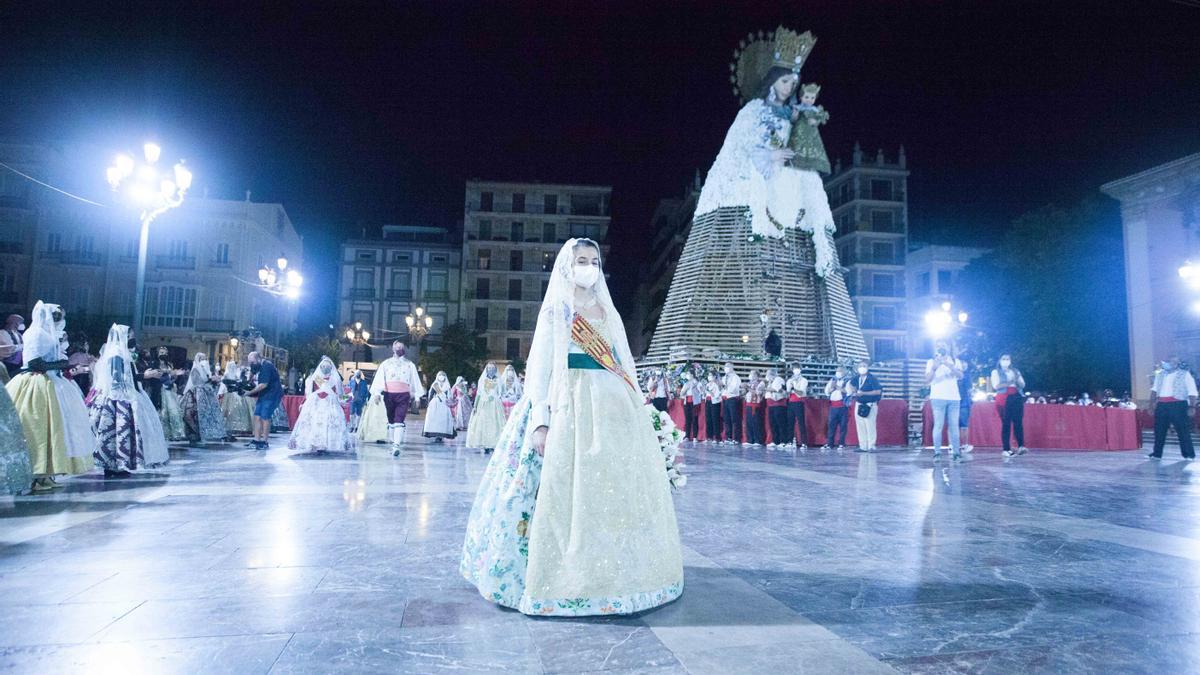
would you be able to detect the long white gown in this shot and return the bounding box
[461,240,683,616]
[423,377,457,439]
[465,375,504,449]
[288,360,355,454]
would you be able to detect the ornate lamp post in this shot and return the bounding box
[344,322,371,371]
[923,301,969,340]
[106,142,193,334]
[257,255,303,343]
[405,306,433,343]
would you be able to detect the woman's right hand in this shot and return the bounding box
[532,426,549,456]
[771,149,795,164]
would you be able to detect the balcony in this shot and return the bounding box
[195,318,234,333]
[350,287,377,299]
[209,259,232,268]
[41,249,102,266]
[156,255,196,270]
[856,287,906,298]
[423,290,449,301]
[386,289,413,300]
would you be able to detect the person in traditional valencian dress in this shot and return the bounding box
[369,341,426,456]
[182,353,228,443]
[465,362,504,452]
[126,332,170,467]
[499,365,523,419]
[347,370,370,432]
[462,238,684,616]
[288,356,355,454]
[449,376,473,431]
[0,381,32,494]
[422,371,457,442]
[356,388,389,444]
[219,361,253,436]
[87,325,147,476]
[156,347,187,442]
[6,302,94,491]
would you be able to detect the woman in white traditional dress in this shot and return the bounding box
[450,376,473,430]
[89,325,169,473]
[127,332,170,466]
[219,361,253,436]
[461,238,684,616]
[499,365,523,419]
[696,28,838,275]
[465,362,504,452]
[288,356,355,454]
[357,389,389,444]
[422,371,457,442]
[155,347,187,442]
[182,353,227,443]
[6,302,94,491]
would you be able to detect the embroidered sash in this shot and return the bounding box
[570,315,637,392]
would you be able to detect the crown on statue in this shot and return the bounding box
[801,83,821,98]
[730,26,818,103]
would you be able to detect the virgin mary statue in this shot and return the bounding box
[461,238,684,616]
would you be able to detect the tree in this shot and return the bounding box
[955,197,1129,395]
[282,330,342,373]
[418,321,489,385]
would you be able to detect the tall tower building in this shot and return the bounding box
[826,144,911,360]
[462,181,611,363]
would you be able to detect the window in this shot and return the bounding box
[356,249,376,262]
[543,223,556,242]
[46,232,62,253]
[873,338,900,360]
[871,242,894,265]
[430,253,448,265]
[507,308,521,330]
[76,235,95,253]
[214,243,230,264]
[508,278,522,301]
[351,308,372,329]
[476,277,490,300]
[168,240,188,259]
[839,183,850,206]
[428,273,448,292]
[871,273,895,296]
[124,239,137,259]
[0,269,14,292]
[208,294,227,320]
[388,308,406,332]
[512,193,525,213]
[143,285,198,329]
[918,272,930,296]
[510,250,523,272]
[512,222,524,242]
[475,307,489,330]
[506,338,521,361]
[479,220,493,240]
[478,249,491,270]
[872,305,896,329]
[390,271,411,291]
[870,179,893,201]
[542,252,555,272]
[354,270,373,290]
[870,210,895,232]
[541,279,549,297]
[480,192,493,211]
[392,251,412,264]
[543,194,558,214]
[937,270,954,294]
[568,222,603,240]
[570,194,602,216]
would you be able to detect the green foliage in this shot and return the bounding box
[282,331,342,373]
[417,321,489,384]
[955,197,1130,394]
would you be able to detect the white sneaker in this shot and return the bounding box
[962,444,974,453]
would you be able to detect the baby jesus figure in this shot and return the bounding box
[788,83,831,175]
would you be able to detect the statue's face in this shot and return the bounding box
[773,74,798,100]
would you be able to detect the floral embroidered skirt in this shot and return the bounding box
[461,369,684,616]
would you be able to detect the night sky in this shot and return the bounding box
[2,1,1199,321]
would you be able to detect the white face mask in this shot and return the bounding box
[1000,359,1012,368]
[792,369,801,375]
[857,366,869,375]
[16,323,25,332]
[574,264,599,288]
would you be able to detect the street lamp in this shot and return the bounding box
[405,306,433,343]
[345,322,371,371]
[924,300,969,339]
[106,142,193,334]
[258,255,303,300]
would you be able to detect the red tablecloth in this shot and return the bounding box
[922,402,1139,451]
[282,394,350,427]
[667,398,908,446]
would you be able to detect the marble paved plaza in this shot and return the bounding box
[1,427,1198,674]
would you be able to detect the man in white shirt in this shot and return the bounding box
[649,369,669,412]
[785,365,809,449]
[1149,356,1197,459]
[704,372,722,442]
[679,372,703,441]
[720,362,744,445]
[0,314,25,379]
[369,340,427,455]
[926,341,965,460]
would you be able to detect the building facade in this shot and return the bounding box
[629,175,701,356]
[1102,153,1200,403]
[337,224,462,353]
[826,144,910,361]
[905,243,990,357]
[462,181,611,362]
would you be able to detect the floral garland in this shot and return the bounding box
[644,404,686,490]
